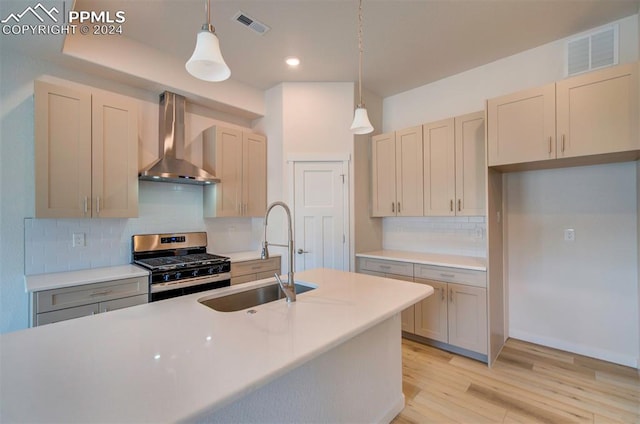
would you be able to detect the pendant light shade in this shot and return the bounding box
[350,106,374,134]
[350,0,374,135]
[185,0,230,82]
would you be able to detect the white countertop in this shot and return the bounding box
[1,268,432,423]
[220,250,280,262]
[357,250,487,271]
[24,264,150,293]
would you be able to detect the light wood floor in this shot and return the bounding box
[393,338,640,424]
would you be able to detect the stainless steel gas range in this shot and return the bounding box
[132,232,231,302]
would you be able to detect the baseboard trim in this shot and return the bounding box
[402,332,488,364]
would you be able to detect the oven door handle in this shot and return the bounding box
[150,273,231,293]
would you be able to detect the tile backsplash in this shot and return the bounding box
[24,181,261,275]
[382,216,486,257]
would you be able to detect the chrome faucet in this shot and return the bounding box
[261,201,296,303]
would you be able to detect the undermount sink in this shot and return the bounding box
[198,281,315,312]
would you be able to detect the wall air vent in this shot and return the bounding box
[232,11,270,35]
[566,25,618,77]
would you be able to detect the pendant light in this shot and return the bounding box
[185,0,230,82]
[350,0,374,135]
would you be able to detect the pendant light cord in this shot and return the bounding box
[357,0,364,107]
[203,0,215,33]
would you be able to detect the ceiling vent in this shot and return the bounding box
[232,11,270,35]
[566,25,618,77]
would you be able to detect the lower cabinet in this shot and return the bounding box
[230,256,282,285]
[357,256,488,359]
[414,279,487,354]
[356,257,416,333]
[32,276,148,326]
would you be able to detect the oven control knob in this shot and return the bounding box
[163,273,170,282]
[192,269,199,277]
[208,267,214,275]
[175,271,182,280]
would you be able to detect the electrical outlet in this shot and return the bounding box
[72,232,85,247]
[564,229,575,242]
[474,228,483,239]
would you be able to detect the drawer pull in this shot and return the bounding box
[378,265,391,269]
[251,266,262,270]
[440,273,455,278]
[90,290,113,297]
[450,288,454,303]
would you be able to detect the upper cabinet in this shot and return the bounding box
[556,63,638,159]
[371,127,423,217]
[454,111,486,216]
[202,126,267,218]
[372,112,486,218]
[487,62,638,167]
[34,81,138,218]
[423,112,486,216]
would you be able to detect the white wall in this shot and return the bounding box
[382,14,640,365]
[506,163,638,366]
[0,51,260,334]
[256,82,355,274]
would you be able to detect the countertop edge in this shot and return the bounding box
[356,250,487,271]
[24,264,150,293]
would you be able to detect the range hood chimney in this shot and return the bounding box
[139,91,220,185]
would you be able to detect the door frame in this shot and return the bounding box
[287,153,351,272]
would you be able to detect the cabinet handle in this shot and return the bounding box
[379,265,391,269]
[450,288,454,303]
[90,290,113,297]
[450,200,453,212]
[440,287,444,301]
[391,202,395,213]
[561,134,565,153]
[96,197,101,215]
[457,199,461,212]
[548,136,552,154]
[84,196,89,216]
[397,202,401,213]
[440,273,455,278]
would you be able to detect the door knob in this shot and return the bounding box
[297,249,309,254]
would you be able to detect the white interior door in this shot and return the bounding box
[293,161,348,272]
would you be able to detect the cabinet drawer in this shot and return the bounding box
[231,274,258,285]
[36,303,99,326]
[99,294,148,313]
[414,264,486,288]
[231,257,280,277]
[358,258,413,277]
[36,276,148,313]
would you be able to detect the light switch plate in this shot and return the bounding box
[72,232,85,247]
[564,228,575,242]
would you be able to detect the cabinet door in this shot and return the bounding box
[242,133,267,217]
[414,279,447,342]
[455,111,486,216]
[487,84,556,166]
[203,127,243,217]
[371,132,397,217]
[448,283,487,354]
[423,118,455,216]
[91,91,139,218]
[556,62,639,158]
[36,303,99,326]
[395,126,424,216]
[34,81,92,218]
[99,294,147,313]
[389,273,416,334]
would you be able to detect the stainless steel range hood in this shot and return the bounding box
[139,91,219,185]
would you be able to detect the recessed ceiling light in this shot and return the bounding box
[285,57,300,67]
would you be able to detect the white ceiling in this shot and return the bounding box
[3,0,640,99]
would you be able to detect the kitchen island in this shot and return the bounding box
[0,268,432,423]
